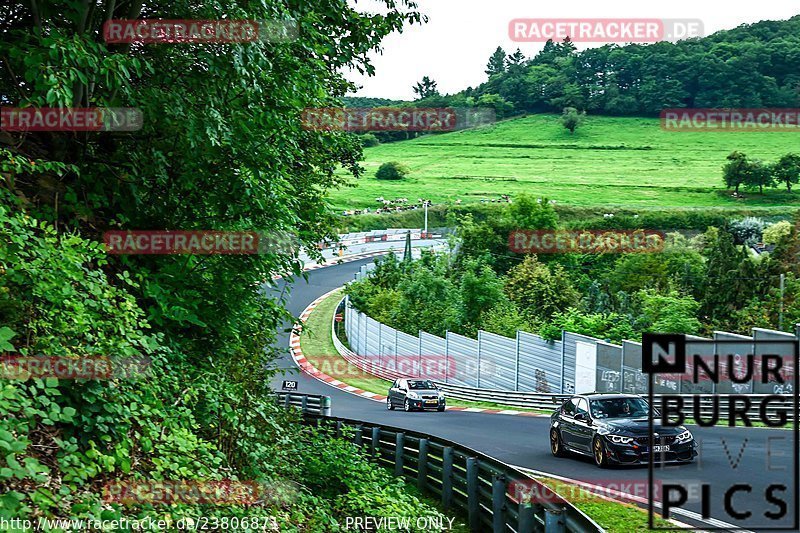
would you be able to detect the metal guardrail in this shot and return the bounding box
[435,382,570,411]
[275,391,331,416]
[302,411,604,533]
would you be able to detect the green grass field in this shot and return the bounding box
[329,114,800,211]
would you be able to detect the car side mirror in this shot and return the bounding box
[574,412,587,421]
[399,388,407,392]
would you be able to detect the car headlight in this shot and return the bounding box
[606,435,634,444]
[675,430,693,443]
[407,392,420,400]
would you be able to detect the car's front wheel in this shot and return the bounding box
[593,437,609,468]
[404,399,412,412]
[387,397,394,410]
[437,404,445,412]
[550,428,566,457]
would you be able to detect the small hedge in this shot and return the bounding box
[376,161,410,180]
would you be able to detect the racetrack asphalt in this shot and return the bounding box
[267,257,799,532]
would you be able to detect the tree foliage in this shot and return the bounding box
[561,107,584,133]
[0,0,447,525]
[376,161,410,180]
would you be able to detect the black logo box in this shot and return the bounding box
[643,333,799,531]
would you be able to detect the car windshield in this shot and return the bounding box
[590,397,650,419]
[408,380,435,390]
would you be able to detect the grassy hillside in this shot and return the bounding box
[329,114,800,211]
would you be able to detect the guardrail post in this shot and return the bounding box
[545,507,565,533]
[445,334,450,384]
[301,395,308,413]
[354,425,363,447]
[492,474,506,532]
[371,427,380,457]
[515,331,521,391]
[466,457,479,531]
[395,432,405,476]
[284,394,290,408]
[322,395,331,416]
[442,447,454,509]
[417,438,429,491]
[335,420,342,438]
[518,502,534,533]
[560,330,566,393]
[477,331,482,388]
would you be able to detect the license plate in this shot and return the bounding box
[653,445,670,452]
[425,400,437,405]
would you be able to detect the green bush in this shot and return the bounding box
[376,161,410,180]
[0,198,450,529]
[361,133,381,147]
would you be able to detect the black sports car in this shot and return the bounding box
[550,393,696,467]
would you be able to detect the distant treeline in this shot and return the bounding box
[347,15,800,126]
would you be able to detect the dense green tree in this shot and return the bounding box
[412,75,439,99]
[474,93,514,118]
[763,220,793,244]
[376,161,410,180]
[539,308,636,344]
[722,151,750,193]
[507,48,526,67]
[458,258,506,334]
[485,46,507,76]
[638,290,701,334]
[394,267,460,337]
[505,255,579,323]
[479,299,534,337]
[772,153,800,192]
[744,160,774,194]
[506,194,559,230]
[700,227,761,327]
[561,107,584,133]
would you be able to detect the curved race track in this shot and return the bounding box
[268,257,797,532]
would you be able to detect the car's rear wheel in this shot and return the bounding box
[387,397,394,410]
[404,399,411,412]
[593,437,609,468]
[550,428,566,457]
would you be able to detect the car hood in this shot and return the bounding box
[595,418,684,436]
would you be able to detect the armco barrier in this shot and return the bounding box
[275,391,331,416]
[299,410,604,533]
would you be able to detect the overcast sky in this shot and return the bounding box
[347,0,800,101]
